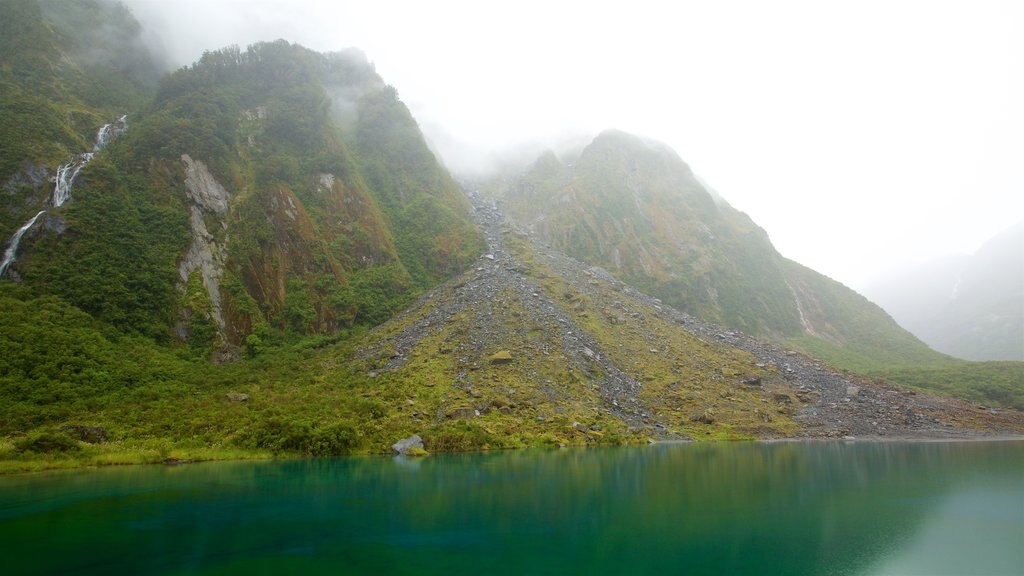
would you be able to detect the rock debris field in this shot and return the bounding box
[360,188,1023,440]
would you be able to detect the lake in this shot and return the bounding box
[1,441,1021,575]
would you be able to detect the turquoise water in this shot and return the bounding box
[1,441,1022,575]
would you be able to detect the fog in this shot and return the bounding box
[124,0,1024,291]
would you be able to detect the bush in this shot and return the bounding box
[15,432,80,453]
[308,422,361,456]
[423,421,494,452]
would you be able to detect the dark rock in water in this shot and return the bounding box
[56,425,107,444]
[225,392,250,403]
[391,434,424,455]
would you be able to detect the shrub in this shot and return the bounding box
[15,432,80,453]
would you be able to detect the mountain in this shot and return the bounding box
[4,186,1020,472]
[0,1,1020,471]
[495,130,945,372]
[1,0,484,358]
[863,221,1024,361]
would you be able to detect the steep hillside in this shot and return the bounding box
[864,221,1024,361]
[0,1,1018,473]
[358,192,1018,445]
[0,0,157,234]
[6,187,1019,472]
[0,0,484,356]
[497,130,944,371]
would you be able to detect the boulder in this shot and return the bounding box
[773,393,793,404]
[391,434,425,456]
[690,409,716,425]
[489,350,513,364]
[447,407,477,419]
[225,392,250,403]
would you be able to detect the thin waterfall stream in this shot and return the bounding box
[0,115,126,278]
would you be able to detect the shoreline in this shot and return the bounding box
[4,433,1024,476]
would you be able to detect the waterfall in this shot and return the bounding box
[52,156,89,207]
[92,115,128,153]
[1,115,127,279]
[51,114,128,208]
[0,211,46,278]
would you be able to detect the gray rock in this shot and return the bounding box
[225,392,250,403]
[181,154,230,215]
[177,154,230,342]
[391,434,424,455]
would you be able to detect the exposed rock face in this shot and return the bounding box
[391,434,424,455]
[178,154,230,339]
[181,154,230,216]
[2,162,50,199]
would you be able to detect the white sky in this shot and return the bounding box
[126,0,1024,290]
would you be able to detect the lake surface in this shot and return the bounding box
[1,441,1021,575]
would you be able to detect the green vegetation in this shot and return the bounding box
[868,362,1024,411]
[498,131,956,380]
[501,131,803,338]
[0,1,488,472]
[0,1,1019,475]
[0,286,443,471]
[3,4,484,347]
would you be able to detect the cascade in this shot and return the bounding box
[52,156,88,207]
[0,115,127,278]
[52,114,127,207]
[0,211,46,278]
[92,115,128,153]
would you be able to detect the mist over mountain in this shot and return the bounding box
[1,0,485,354]
[491,130,944,371]
[864,221,1024,361]
[0,0,1020,469]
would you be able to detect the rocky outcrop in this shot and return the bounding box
[391,434,425,455]
[181,154,230,216]
[2,162,50,200]
[177,154,230,339]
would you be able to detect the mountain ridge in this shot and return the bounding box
[0,0,1020,471]
[494,129,945,372]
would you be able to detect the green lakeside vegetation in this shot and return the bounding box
[0,0,1020,474]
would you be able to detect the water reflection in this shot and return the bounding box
[0,441,1021,575]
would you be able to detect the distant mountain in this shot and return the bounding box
[495,130,945,371]
[864,221,1024,361]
